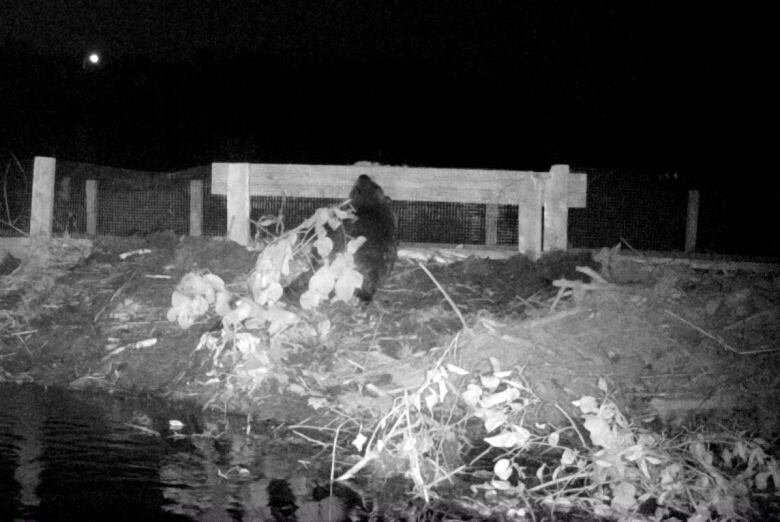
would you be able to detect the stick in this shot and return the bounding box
[418,262,470,332]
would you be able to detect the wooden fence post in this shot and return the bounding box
[517,174,543,258]
[85,180,98,236]
[226,163,250,245]
[544,164,569,252]
[685,189,699,253]
[29,157,56,237]
[189,179,203,237]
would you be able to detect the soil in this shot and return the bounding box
[2,234,780,517]
[2,235,778,436]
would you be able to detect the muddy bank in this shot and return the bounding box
[2,235,780,520]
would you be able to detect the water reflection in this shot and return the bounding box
[0,384,199,520]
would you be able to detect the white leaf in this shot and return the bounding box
[611,481,636,511]
[583,416,611,447]
[352,432,367,452]
[461,384,482,407]
[445,363,469,375]
[168,419,185,431]
[346,236,366,255]
[300,289,325,310]
[490,479,512,490]
[314,236,334,258]
[424,392,439,412]
[485,431,520,449]
[572,395,599,414]
[483,410,507,433]
[494,459,513,480]
[561,448,576,466]
[333,268,363,302]
[481,387,520,409]
[536,464,546,482]
[480,374,500,391]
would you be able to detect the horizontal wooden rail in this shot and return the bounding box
[211,162,588,256]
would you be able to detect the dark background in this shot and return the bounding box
[1,1,777,255]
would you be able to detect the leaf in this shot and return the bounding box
[314,236,334,258]
[485,430,524,449]
[346,236,366,255]
[309,266,336,295]
[461,384,482,407]
[300,289,325,310]
[213,290,232,317]
[445,363,469,375]
[424,392,439,412]
[480,374,500,391]
[263,307,299,335]
[583,416,611,447]
[481,387,520,409]
[437,379,448,402]
[352,432,368,452]
[572,395,599,414]
[494,459,513,480]
[483,410,507,433]
[202,273,226,292]
[536,464,546,482]
[490,479,512,491]
[561,448,576,466]
[165,307,179,323]
[611,481,636,511]
[334,268,363,302]
[168,419,185,431]
[307,397,328,410]
[170,290,190,308]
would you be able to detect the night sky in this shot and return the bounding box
[0,1,774,181]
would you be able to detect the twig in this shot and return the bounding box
[524,309,581,329]
[292,430,330,448]
[554,403,588,448]
[417,262,471,332]
[330,420,350,498]
[723,309,778,331]
[619,236,642,257]
[94,272,136,323]
[664,310,749,354]
[575,265,608,285]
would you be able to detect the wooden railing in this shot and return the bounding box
[13,158,588,259]
[210,163,588,257]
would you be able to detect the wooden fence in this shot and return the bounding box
[9,157,592,259]
[210,162,588,257]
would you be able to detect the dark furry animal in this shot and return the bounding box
[344,174,398,302]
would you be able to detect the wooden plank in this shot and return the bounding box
[212,163,536,204]
[685,190,699,253]
[543,165,569,251]
[226,163,250,245]
[485,204,498,246]
[85,180,98,236]
[189,179,203,237]
[29,157,56,237]
[517,174,544,257]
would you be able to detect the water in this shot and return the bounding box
[0,384,253,521]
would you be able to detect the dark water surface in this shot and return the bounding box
[0,383,239,521]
